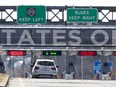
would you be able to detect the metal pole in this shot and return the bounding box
[66,47,69,74]
[30,46,33,74]
[23,57,25,78]
[12,57,15,77]
[30,28,33,75]
[100,47,104,80]
[81,56,84,79]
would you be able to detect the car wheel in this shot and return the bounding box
[53,75,57,79]
[32,75,36,78]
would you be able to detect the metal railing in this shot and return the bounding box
[0,6,116,26]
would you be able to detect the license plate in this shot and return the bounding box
[42,67,48,71]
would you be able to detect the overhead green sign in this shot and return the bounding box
[17,6,46,24]
[67,8,98,22]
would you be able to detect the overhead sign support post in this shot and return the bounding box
[17,6,46,24]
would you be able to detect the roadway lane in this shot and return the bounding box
[7,78,116,87]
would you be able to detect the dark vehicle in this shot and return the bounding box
[0,57,5,73]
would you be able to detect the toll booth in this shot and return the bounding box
[103,62,111,74]
[93,61,113,80]
[0,6,116,80]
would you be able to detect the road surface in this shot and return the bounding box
[7,78,116,87]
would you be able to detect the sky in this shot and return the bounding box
[0,0,116,6]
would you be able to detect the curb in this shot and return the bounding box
[0,74,10,87]
[4,76,10,87]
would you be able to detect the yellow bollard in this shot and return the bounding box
[94,75,97,80]
[109,71,113,77]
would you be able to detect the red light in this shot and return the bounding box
[7,50,26,56]
[113,52,116,56]
[51,67,56,70]
[78,51,97,56]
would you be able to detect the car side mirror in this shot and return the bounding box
[31,64,34,67]
[56,66,58,68]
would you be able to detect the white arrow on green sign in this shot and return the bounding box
[67,8,98,22]
[17,6,46,24]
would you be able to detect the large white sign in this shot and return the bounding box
[0,28,115,46]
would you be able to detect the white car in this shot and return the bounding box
[32,59,58,78]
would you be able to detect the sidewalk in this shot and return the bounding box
[0,73,10,87]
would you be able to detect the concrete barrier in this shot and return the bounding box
[0,73,10,87]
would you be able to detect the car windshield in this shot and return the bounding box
[37,61,54,66]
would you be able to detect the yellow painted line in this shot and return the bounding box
[18,78,25,87]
